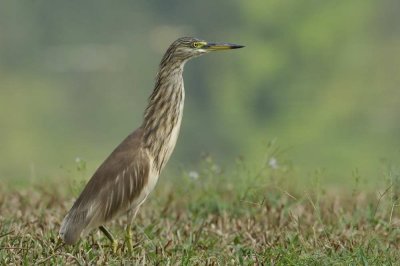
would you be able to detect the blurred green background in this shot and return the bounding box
[1,1,399,186]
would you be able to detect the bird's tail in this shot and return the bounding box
[59,209,90,245]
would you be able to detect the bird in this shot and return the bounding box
[59,37,244,251]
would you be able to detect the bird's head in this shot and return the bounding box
[161,37,244,65]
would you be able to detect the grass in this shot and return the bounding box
[1,155,400,265]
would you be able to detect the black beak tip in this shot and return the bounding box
[231,44,245,49]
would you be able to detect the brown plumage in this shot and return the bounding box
[60,129,150,244]
[59,37,243,246]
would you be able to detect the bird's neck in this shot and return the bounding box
[142,64,185,172]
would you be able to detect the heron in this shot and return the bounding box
[59,37,244,252]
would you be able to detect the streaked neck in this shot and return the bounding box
[142,63,185,171]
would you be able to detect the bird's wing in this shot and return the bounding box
[59,127,150,244]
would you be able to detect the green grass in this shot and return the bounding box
[1,156,400,265]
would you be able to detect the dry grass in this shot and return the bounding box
[1,159,400,265]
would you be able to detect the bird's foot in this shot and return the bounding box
[112,240,118,254]
[54,235,64,251]
[99,225,118,253]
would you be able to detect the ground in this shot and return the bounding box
[1,158,400,265]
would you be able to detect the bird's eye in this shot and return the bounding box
[192,42,201,48]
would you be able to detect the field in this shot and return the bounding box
[1,157,400,265]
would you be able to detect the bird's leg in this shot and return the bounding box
[99,225,118,253]
[125,208,139,254]
[125,223,133,254]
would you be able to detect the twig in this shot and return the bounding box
[36,253,58,265]
[239,199,263,206]
[0,246,29,251]
[306,193,317,211]
[389,203,400,225]
[0,230,14,238]
[276,186,297,200]
[373,185,392,218]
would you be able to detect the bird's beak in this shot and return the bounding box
[203,42,244,51]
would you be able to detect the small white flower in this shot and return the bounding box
[268,157,278,169]
[188,171,199,180]
[75,157,81,163]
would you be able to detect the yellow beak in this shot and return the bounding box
[204,42,244,51]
